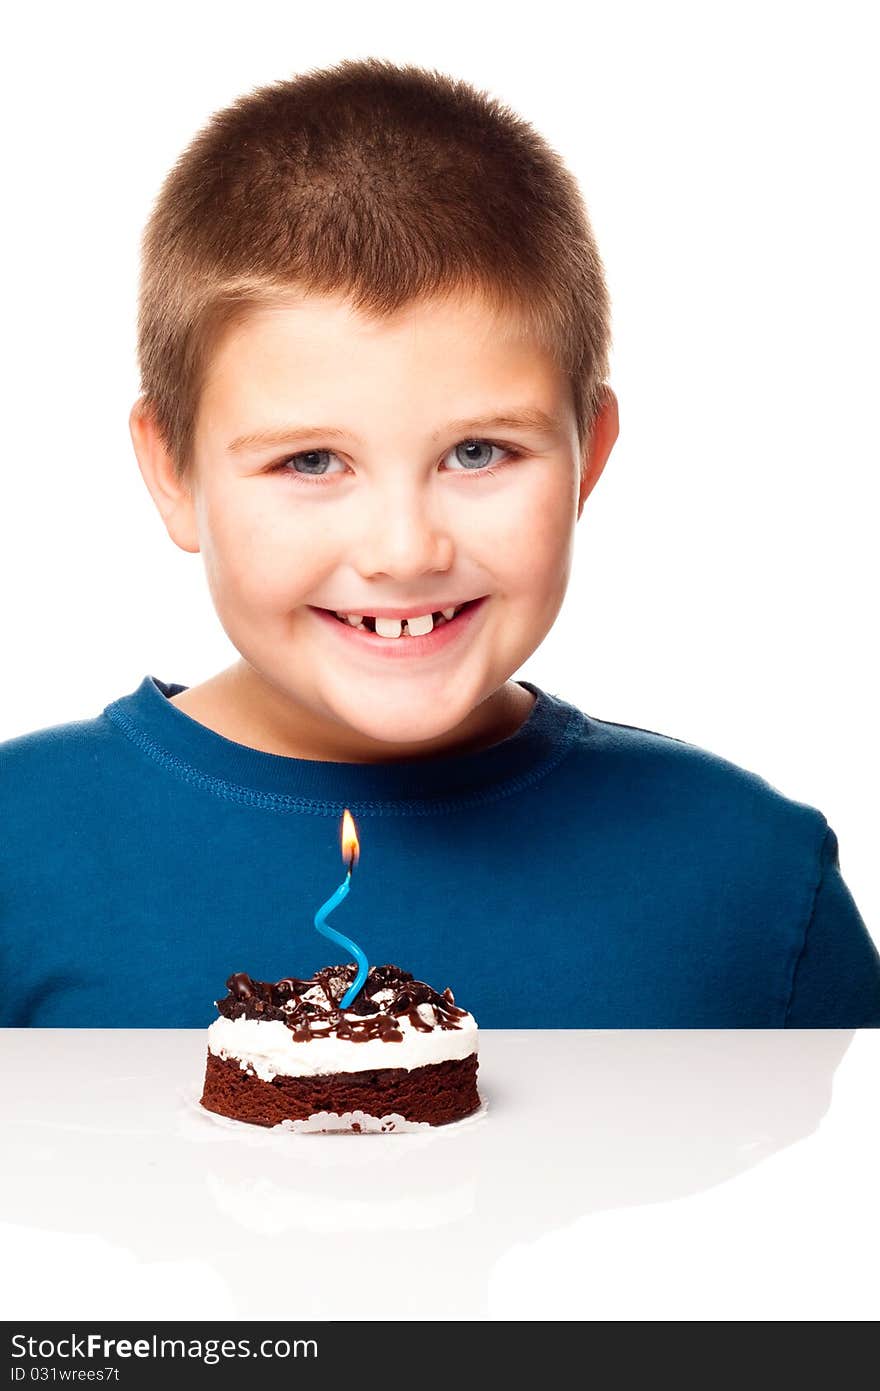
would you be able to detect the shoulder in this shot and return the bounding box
[1,704,117,762]
[553,694,828,859]
[0,703,123,810]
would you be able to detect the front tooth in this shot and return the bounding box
[344,614,363,627]
[406,612,434,637]
[374,616,402,638]
[442,606,457,621]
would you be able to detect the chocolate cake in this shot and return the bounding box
[199,962,480,1131]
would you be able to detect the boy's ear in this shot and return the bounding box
[577,386,619,519]
[128,397,200,554]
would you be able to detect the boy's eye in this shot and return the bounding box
[279,449,342,479]
[445,440,508,471]
[269,438,519,482]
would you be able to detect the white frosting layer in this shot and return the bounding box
[207,1010,478,1082]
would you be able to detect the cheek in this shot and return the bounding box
[198,487,317,608]
[473,474,575,592]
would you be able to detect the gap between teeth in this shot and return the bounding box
[334,605,465,636]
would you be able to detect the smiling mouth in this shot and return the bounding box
[319,598,482,637]
[308,595,488,650]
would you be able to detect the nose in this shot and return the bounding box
[351,477,455,580]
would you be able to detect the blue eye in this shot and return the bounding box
[281,449,341,478]
[269,438,523,484]
[446,440,508,471]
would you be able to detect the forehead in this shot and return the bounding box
[199,287,567,427]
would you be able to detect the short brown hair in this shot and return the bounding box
[135,57,612,482]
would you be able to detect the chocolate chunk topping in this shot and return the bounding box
[216,962,469,1042]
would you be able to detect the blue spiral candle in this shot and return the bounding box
[313,808,368,1010]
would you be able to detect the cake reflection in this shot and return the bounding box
[1,1028,855,1319]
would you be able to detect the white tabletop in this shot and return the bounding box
[1,1028,877,1320]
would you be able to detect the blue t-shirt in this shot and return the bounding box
[2,674,878,1027]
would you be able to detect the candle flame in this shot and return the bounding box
[341,808,359,872]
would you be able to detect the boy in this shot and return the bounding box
[2,57,878,1028]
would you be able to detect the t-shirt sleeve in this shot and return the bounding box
[785,823,880,1027]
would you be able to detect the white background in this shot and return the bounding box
[3,1028,878,1321]
[1,0,877,952]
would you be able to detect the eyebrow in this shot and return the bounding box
[226,408,562,453]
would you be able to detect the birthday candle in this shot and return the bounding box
[313,808,368,1010]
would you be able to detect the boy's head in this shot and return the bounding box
[130,58,618,754]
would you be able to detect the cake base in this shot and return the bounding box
[200,1050,480,1129]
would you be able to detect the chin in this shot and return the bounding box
[348,686,477,738]
[350,710,458,748]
